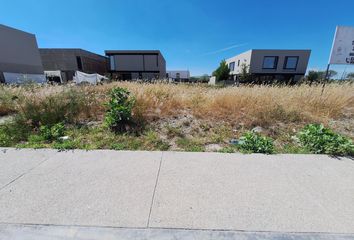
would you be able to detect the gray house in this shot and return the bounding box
[226,49,311,84]
[39,48,109,82]
[0,24,44,84]
[105,50,166,80]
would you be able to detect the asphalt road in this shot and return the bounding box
[0,148,353,239]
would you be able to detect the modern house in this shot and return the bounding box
[226,49,311,84]
[105,50,166,80]
[39,48,109,82]
[0,24,45,84]
[166,70,190,82]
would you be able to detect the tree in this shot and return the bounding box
[212,60,230,81]
[306,70,338,84]
[199,74,210,83]
[190,74,210,83]
[239,63,251,82]
[306,71,322,84]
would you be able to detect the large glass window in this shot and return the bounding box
[284,56,299,70]
[229,62,235,71]
[262,56,278,69]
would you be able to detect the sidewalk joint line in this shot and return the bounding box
[147,151,163,228]
[0,152,54,192]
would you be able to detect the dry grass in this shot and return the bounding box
[94,82,354,127]
[1,82,353,129]
[1,82,353,152]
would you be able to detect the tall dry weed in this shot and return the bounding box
[1,82,353,128]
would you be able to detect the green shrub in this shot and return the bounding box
[238,131,274,154]
[0,117,32,146]
[105,87,135,132]
[298,124,354,156]
[40,122,65,141]
[0,128,13,147]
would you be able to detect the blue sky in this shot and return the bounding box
[1,0,354,76]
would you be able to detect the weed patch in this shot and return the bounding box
[238,131,275,154]
[298,124,354,156]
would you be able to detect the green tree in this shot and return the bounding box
[306,71,322,84]
[306,70,338,84]
[239,63,251,82]
[199,74,210,83]
[306,70,338,83]
[212,60,230,81]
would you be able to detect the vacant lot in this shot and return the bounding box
[0,82,353,153]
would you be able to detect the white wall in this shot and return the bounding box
[225,50,252,75]
[208,76,216,85]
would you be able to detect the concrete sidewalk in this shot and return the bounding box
[0,148,353,238]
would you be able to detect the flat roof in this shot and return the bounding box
[105,50,162,55]
[39,48,107,58]
[227,49,311,60]
[251,49,311,52]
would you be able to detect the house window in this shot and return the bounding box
[229,62,235,71]
[262,56,278,69]
[76,56,83,71]
[238,60,240,66]
[284,56,299,70]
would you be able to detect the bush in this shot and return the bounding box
[105,87,135,132]
[238,131,274,154]
[298,124,354,156]
[40,122,65,141]
[0,117,32,146]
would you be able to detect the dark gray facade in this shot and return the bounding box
[39,48,109,82]
[226,49,311,84]
[0,24,44,83]
[105,50,166,80]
